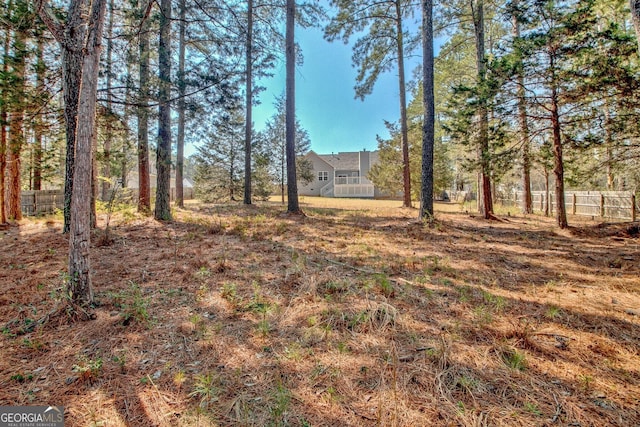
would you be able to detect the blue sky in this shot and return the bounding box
[251,22,426,155]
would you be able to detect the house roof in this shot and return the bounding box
[317,152,361,171]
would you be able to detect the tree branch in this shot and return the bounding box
[34,0,64,42]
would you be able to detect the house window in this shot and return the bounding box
[318,171,329,181]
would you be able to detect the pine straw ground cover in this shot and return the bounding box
[0,197,638,427]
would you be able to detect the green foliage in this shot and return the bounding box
[190,373,219,409]
[268,382,291,424]
[255,93,313,192]
[108,282,151,327]
[524,402,542,416]
[369,87,454,199]
[73,356,104,381]
[501,348,527,371]
[10,372,34,382]
[324,0,418,100]
[194,108,246,202]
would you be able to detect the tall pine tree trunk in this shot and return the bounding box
[33,30,44,191]
[6,22,27,221]
[90,116,97,228]
[102,0,114,200]
[122,46,133,189]
[285,0,300,213]
[137,0,151,212]
[155,0,172,221]
[175,0,186,208]
[549,52,567,228]
[1,13,11,224]
[68,0,107,312]
[0,109,6,223]
[604,99,614,190]
[472,0,493,219]
[419,0,434,220]
[36,0,90,232]
[60,1,89,233]
[395,0,411,208]
[244,0,253,205]
[513,8,532,214]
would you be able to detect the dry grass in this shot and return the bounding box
[0,197,639,426]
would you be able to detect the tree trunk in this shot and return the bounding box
[281,142,285,204]
[549,53,567,228]
[35,0,89,232]
[155,0,172,221]
[175,0,186,208]
[230,147,235,201]
[68,0,107,312]
[285,0,300,213]
[630,0,640,53]
[513,8,532,214]
[61,2,88,233]
[6,24,27,221]
[122,49,132,189]
[544,167,550,217]
[33,31,44,191]
[395,0,411,208]
[1,15,10,224]
[0,107,6,224]
[604,100,614,190]
[101,0,114,201]
[244,0,254,205]
[137,0,151,213]
[472,0,493,219]
[90,120,97,228]
[419,0,434,220]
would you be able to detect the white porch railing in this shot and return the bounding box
[334,183,374,197]
[335,176,362,185]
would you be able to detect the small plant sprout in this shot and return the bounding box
[190,373,219,408]
[73,356,103,382]
[501,348,527,371]
[524,402,542,416]
[545,305,562,319]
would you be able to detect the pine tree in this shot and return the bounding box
[285,0,300,213]
[419,0,435,220]
[137,0,151,213]
[5,0,31,221]
[325,0,417,208]
[155,0,172,221]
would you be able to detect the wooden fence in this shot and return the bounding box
[497,190,637,221]
[21,190,65,216]
[20,187,194,216]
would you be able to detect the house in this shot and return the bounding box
[298,150,381,198]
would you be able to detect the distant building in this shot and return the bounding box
[298,150,382,198]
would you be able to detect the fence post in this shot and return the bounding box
[600,194,605,217]
[572,193,576,215]
[632,194,637,222]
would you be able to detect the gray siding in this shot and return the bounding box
[298,152,334,196]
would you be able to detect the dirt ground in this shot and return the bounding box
[0,198,638,426]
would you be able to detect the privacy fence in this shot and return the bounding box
[497,191,638,221]
[20,187,194,216]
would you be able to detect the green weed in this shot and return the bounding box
[501,348,527,371]
[524,402,542,416]
[73,356,103,382]
[108,282,151,327]
[190,373,219,409]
